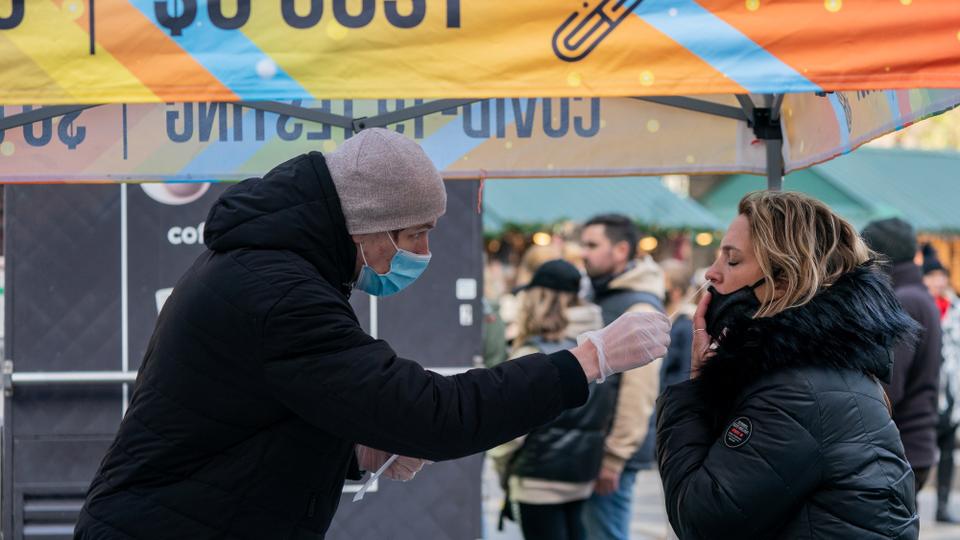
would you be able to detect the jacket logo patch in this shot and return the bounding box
[724,417,753,448]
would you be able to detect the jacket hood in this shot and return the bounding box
[204,152,357,295]
[605,256,666,298]
[698,264,920,404]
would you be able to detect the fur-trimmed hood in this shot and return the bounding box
[698,264,920,405]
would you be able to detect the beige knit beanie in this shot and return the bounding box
[325,128,446,235]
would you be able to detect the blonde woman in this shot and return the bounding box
[492,259,612,540]
[656,192,919,539]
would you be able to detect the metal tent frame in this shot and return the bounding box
[0,94,786,190]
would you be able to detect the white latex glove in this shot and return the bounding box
[576,311,671,383]
[355,445,426,481]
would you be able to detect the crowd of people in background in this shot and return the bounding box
[922,240,960,522]
[483,202,960,539]
[485,213,686,539]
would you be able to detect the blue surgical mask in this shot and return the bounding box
[354,234,431,297]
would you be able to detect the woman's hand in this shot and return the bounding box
[690,292,716,379]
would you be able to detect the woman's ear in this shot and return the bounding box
[768,272,789,300]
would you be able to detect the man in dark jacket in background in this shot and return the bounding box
[863,217,943,494]
[75,128,670,539]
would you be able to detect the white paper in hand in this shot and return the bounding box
[352,454,399,502]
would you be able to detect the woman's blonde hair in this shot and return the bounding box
[738,191,874,318]
[513,286,579,352]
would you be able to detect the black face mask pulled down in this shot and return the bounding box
[705,279,765,338]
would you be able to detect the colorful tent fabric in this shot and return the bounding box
[1,2,959,183]
[701,148,960,233]
[0,2,958,102]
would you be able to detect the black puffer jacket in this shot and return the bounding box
[510,338,618,483]
[656,265,920,540]
[76,152,587,539]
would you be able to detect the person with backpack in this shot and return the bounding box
[492,259,616,540]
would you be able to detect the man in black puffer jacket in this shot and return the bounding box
[657,265,919,539]
[76,129,670,539]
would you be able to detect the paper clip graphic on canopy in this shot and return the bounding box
[552,0,645,62]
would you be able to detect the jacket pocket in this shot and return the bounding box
[886,468,919,538]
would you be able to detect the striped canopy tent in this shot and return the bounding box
[0,2,959,188]
[1,4,959,539]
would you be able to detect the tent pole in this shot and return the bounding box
[0,100,483,135]
[238,101,355,130]
[737,94,784,190]
[632,96,747,122]
[243,99,480,133]
[766,138,783,191]
[735,94,755,119]
[352,99,480,132]
[765,94,784,190]
[0,105,100,132]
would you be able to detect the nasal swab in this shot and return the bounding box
[352,454,399,502]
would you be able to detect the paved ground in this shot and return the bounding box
[481,458,960,539]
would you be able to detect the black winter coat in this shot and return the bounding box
[656,265,920,539]
[76,152,587,539]
[510,338,618,483]
[884,261,942,469]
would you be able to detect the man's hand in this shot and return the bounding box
[355,445,426,481]
[593,466,620,496]
[573,311,671,383]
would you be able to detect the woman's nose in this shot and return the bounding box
[704,265,720,285]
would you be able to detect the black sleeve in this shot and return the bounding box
[908,295,942,418]
[656,379,823,539]
[260,280,588,462]
[884,290,939,411]
[346,448,363,480]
